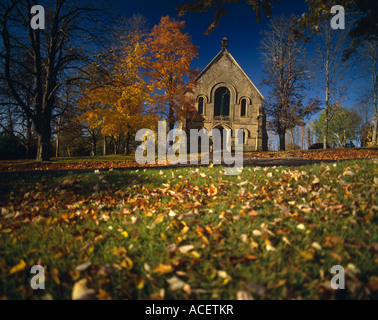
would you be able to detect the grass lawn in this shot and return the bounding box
[0,159,377,300]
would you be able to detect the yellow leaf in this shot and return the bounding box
[51,267,60,285]
[250,240,259,249]
[121,231,129,238]
[181,226,189,234]
[300,249,315,260]
[113,247,127,256]
[153,264,173,275]
[9,260,26,275]
[188,251,201,259]
[69,270,80,281]
[270,279,287,289]
[137,278,145,290]
[120,256,133,270]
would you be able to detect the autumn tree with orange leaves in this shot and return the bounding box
[143,16,199,131]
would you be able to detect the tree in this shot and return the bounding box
[78,16,157,154]
[176,0,378,45]
[357,40,378,146]
[286,126,302,150]
[260,15,320,150]
[314,105,362,147]
[0,52,37,158]
[176,0,278,34]
[354,89,374,125]
[0,0,109,160]
[143,16,199,132]
[313,21,351,149]
[306,122,316,149]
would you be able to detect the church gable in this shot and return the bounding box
[196,39,264,104]
[182,37,268,152]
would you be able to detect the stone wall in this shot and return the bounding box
[181,40,268,152]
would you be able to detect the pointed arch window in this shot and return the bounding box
[241,99,247,117]
[214,87,230,117]
[198,97,204,115]
[242,129,248,144]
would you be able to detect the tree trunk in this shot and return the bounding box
[307,125,312,149]
[168,104,175,131]
[55,115,61,158]
[103,136,107,156]
[323,32,331,150]
[278,130,286,151]
[26,116,33,159]
[124,131,131,155]
[323,108,328,149]
[35,113,52,161]
[91,131,97,156]
[168,105,175,148]
[114,136,118,155]
[373,114,378,147]
[372,66,377,146]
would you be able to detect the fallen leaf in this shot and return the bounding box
[331,252,343,262]
[51,267,60,285]
[282,236,291,246]
[168,210,176,217]
[75,261,91,272]
[167,276,185,291]
[248,210,260,217]
[178,245,194,254]
[72,279,96,300]
[153,264,173,275]
[237,291,254,300]
[252,230,262,237]
[9,260,27,275]
[297,224,306,230]
[97,289,112,300]
[120,257,133,270]
[166,243,177,252]
[300,249,315,260]
[367,276,378,291]
[246,282,266,297]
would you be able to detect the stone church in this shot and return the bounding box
[180,37,268,152]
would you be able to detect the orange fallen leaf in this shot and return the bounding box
[248,210,260,217]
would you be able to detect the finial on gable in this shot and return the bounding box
[222,37,228,51]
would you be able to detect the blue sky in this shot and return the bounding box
[112,0,366,148]
[113,0,311,100]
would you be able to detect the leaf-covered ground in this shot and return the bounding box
[0,148,377,172]
[0,159,377,300]
[247,147,378,161]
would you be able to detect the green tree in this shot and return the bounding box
[314,105,362,147]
